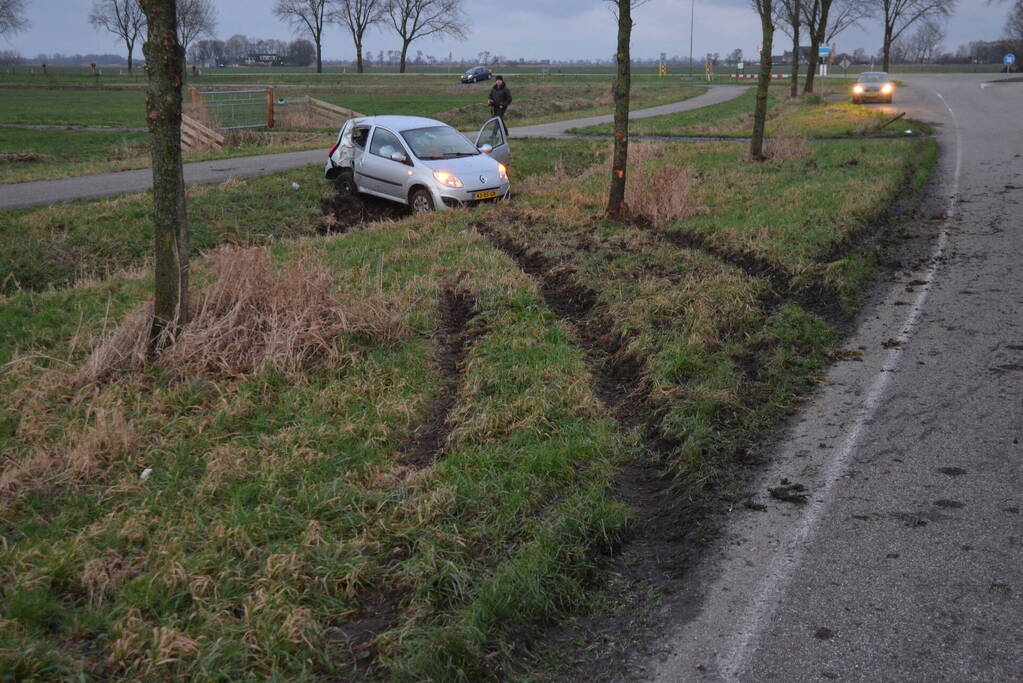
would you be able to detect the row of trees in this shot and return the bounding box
[192,37,317,66]
[88,0,216,73]
[273,0,465,74]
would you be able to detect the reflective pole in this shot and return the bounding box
[689,0,695,78]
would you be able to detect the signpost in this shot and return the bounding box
[841,56,851,79]
[1004,53,1017,71]
[818,46,830,93]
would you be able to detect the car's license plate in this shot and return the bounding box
[475,190,498,200]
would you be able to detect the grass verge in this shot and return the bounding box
[571,87,932,138]
[1,132,936,679]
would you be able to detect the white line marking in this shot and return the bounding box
[718,87,963,681]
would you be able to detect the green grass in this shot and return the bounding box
[0,132,935,679]
[572,87,932,138]
[0,88,146,126]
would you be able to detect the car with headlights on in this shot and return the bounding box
[324,115,511,212]
[460,66,492,83]
[852,71,894,104]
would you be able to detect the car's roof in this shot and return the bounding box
[350,115,451,132]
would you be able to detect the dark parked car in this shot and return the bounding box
[460,66,492,83]
[852,71,894,104]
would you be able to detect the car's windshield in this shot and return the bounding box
[401,125,479,160]
[859,72,888,82]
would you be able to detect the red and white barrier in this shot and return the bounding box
[728,73,791,79]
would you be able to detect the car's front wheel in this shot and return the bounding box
[410,188,435,213]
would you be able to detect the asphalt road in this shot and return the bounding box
[0,86,748,211]
[627,73,1023,681]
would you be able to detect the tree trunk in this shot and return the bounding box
[804,36,819,93]
[399,40,411,73]
[315,40,322,73]
[750,2,774,161]
[790,0,800,97]
[127,39,134,74]
[882,23,893,72]
[140,0,190,341]
[355,33,364,73]
[605,0,632,219]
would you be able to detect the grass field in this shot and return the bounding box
[0,61,1006,88]
[0,79,704,184]
[0,123,935,678]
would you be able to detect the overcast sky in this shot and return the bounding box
[2,0,1011,63]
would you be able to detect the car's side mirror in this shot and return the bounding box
[390,151,408,164]
[479,144,493,154]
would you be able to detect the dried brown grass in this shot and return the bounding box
[765,126,810,161]
[76,246,416,385]
[625,144,709,226]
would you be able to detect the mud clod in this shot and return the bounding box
[319,192,409,234]
[769,478,809,505]
[937,466,967,477]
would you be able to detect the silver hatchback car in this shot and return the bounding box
[324,115,511,212]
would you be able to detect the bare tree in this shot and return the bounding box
[139,0,190,340]
[871,0,956,72]
[776,0,802,95]
[801,0,868,93]
[385,0,467,73]
[905,16,945,61]
[604,0,650,219]
[0,0,29,36]
[333,0,385,73]
[751,0,775,161]
[177,0,217,64]
[89,0,147,73]
[1005,0,1023,56]
[273,0,330,72]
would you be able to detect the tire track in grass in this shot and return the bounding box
[327,285,478,675]
[402,284,479,468]
[474,221,696,585]
[654,225,843,323]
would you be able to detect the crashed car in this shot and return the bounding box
[324,115,511,213]
[852,71,895,104]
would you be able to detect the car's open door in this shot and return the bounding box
[475,116,511,167]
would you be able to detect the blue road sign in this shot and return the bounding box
[1004,53,1016,66]
[819,47,831,58]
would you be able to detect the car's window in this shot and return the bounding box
[401,125,480,160]
[859,72,888,82]
[478,119,504,148]
[352,126,370,149]
[370,127,404,160]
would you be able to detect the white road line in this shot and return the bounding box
[717,87,963,681]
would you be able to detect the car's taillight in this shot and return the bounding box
[328,142,339,157]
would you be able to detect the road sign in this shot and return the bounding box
[737,61,744,70]
[840,57,851,69]
[819,46,831,58]
[1005,53,1016,66]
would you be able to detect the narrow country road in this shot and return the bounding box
[0,86,748,211]
[627,73,1023,681]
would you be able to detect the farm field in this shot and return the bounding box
[1,107,936,679]
[0,77,703,183]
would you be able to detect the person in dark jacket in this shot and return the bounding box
[487,75,512,129]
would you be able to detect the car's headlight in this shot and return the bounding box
[853,84,864,94]
[881,83,894,94]
[432,170,463,188]
[497,163,508,181]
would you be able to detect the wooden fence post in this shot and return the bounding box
[267,87,275,128]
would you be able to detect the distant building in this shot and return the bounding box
[778,47,813,65]
[246,53,284,66]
